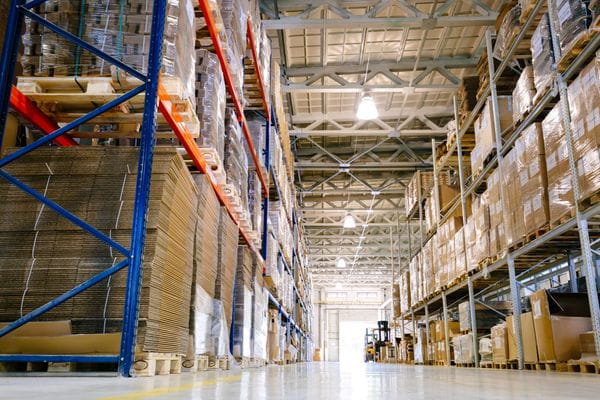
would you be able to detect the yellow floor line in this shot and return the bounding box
[96,374,242,400]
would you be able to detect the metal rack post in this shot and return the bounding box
[441,291,451,365]
[424,303,430,362]
[467,277,479,367]
[507,255,524,369]
[566,251,578,293]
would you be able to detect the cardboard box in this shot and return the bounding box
[473,96,513,173]
[491,323,508,363]
[434,320,460,342]
[530,290,592,362]
[507,312,539,363]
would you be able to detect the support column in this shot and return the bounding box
[0,0,24,147]
[467,277,479,367]
[119,0,167,377]
[442,292,451,366]
[507,254,524,369]
[567,250,578,293]
[424,304,430,362]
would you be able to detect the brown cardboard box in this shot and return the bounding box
[512,66,536,123]
[491,323,508,363]
[434,320,460,342]
[530,290,592,362]
[473,96,513,173]
[507,312,539,363]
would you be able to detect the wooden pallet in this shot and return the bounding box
[523,362,538,370]
[182,354,210,373]
[16,75,200,138]
[549,209,576,230]
[567,360,600,374]
[0,360,118,373]
[456,362,475,368]
[492,361,519,370]
[557,29,598,72]
[446,131,476,152]
[132,352,183,377]
[580,192,600,209]
[535,361,568,372]
[480,361,494,369]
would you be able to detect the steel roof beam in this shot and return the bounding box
[263,15,497,30]
[285,57,478,77]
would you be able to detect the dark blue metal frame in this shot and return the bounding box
[0,0,168,377]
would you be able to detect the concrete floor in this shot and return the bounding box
[1,362,599,399]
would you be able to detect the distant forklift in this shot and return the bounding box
[364,321,391,362]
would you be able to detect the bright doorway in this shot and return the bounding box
[339,320,376,364]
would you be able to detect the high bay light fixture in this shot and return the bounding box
[343,213,356,228]
[356,92,378,120]
[336,258,347,268]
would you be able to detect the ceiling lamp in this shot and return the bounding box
[343,213,356,228]
[356,93,378,120]
[335,283,343,289]
[336,258,347,269]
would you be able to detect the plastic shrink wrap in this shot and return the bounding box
[531,13,556,100]
[252,279,268,360]
[195,49,226,158]
[512,66,537,123]
[552,0,592,55]
[494,5,522,60]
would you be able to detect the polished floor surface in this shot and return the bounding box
[1,362,600,399]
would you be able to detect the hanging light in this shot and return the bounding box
[335,283,343,289]
[343,213,356,228]
[356,93,378,120]
[336,258,347,269]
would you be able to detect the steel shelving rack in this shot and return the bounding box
[397,0,600,369]
[0,0,311,375]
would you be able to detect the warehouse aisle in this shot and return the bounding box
[2,362,600,399]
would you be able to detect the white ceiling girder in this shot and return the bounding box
[291,108,452,124]
[283,83,457,93]
[285,57,478,77]
[295,161,430,170]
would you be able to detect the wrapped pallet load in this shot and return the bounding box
[552,0,592,56]
[531,13,556,100]
[542,56,600,225]
[518,123,551,236]
[195,49,226,158]
[512,66,537,123]
[493,4,522,60]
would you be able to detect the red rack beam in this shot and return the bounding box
[9,86,78,147]
[158,84,264,264]
[196,0,269,198]
[246,17,271,122]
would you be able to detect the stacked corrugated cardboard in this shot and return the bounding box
[215,207,239,327]
[233,246,253,359]
[188,174,220,357]
[0,147,197,355]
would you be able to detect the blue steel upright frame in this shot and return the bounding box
[0,0,168,377]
